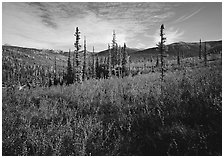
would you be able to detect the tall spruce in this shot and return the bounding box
[66,49,73,84]
[74,27,82,82]
[115,43,118,67]
[99,57,103,65]
[156,55,159,67]
[92,46,96,78]
[95,55,99,79]
[119,45,122,66]
[158,24,166,82]
[204,41,207,66]
[87,58,92,79]
[117,45,122,77]
[199,39,202,59]
[82,36,87,81]
[72,50,75,72]
[108,44,112,78]
[54,56,57,85]
[177,46,180,65]
[104,56,107,64]
[112,30,117,67]
[54,56,57,74]
[122,43,129,77]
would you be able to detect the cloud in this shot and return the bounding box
[173,8,202,23]
[41,14,58,29]
[151,26,184,45]
[28,3,58,29]
[135,43,147,49]
[3,2,178,51]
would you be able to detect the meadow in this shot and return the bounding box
[2,58,222,156]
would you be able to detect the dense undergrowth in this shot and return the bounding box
[2,60,222,156]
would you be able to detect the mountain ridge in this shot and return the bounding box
[96,40,222,62]
[2,40,222,67]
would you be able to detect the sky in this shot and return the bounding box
[2,2,222,52]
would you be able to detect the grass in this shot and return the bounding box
[2,59,222,156]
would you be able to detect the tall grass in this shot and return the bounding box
[2,60,222,155]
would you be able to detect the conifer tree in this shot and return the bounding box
[82,36,87,81]
[111,30,117,67]
[99,57,103,65]
[66,49,73,84]
[54,56,57,85]
[115,43,118,67]
[158,24,166,82]
[87,58,92,79]
[108,44,112,78]
[122,43,129,77]
[204,41,207,66]
[119,45,122,66]
[104,56,107,64]
[199,39,202,59]
[95,55,100,79]
[156,55,159,67]
[117,45,120,66]
[177,46,180,65]
[54,56,57,74]
[73,50,75,72]
[74,27,82,82]
[92,47,96,78]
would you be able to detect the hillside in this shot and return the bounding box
[97,47,141,57]
[2,40,222,68]
[97,40,222,62]
[2,45,93,70]
[2,45,67,69]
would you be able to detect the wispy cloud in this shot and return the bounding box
[151,26,185,46]
[12,2,224,52]
[3,2,178,51]
[173,7,202,23]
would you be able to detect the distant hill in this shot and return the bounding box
[96,40,222,62]
[63,50,93,57]
[2,45,96,66]
[97,47,141,56]
[2,45,69,70]
[2,40,221,68]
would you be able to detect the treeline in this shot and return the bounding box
[2,27,130,88]
[65,28,130,85]
[2,55,65,88]
[3,25,218,88]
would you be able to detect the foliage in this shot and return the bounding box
[74,27,82,82]
[95,55,100,79]
[121,43,129,77]
[2,59,222,156]
[157,24,166,82]
[111,30,117,66]
[204,42,207,66]
[82,37,87,81]
[108,44,112,78]
[2,52,65,87]
[199,39,202,59]
[66,50,73,85]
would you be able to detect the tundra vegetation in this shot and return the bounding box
[2,25,222,156]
